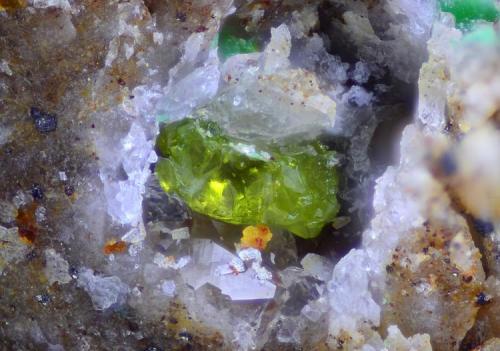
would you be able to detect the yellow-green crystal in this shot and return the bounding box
[155,118,340,239]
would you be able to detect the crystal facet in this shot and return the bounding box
[218,21,260,59]
[156,118,340,239]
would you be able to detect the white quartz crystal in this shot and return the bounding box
[44,249,71,285]
[100,122,154,226]
[328,249,381,334]
[384,325,432,351]
[194,24,336,143]
[30,0,71,11]
[153,253,191,270]
[0,226,30,274]
[170,227,190,241]
[180,240,276,301]
[300,253,334,282]
[77,268,129,310]
[160,280,176,297]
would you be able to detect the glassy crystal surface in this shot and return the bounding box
[218,19,260,59]
[156,118,340,239]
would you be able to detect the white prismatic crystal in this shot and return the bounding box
[300,253,334,282]
[161,47,221,121]
[352,61,370,84]
[0,226,30,274]
[0,60,13,76]
[232,322,258,351]
[342,86,373,107]
[277,317,302,344]
[0,200,17,224]
[238,247,263,263]
[170,227,190,241]
[44,249,71,285]
[417,21,462,132]
[30,0,71,11]
[100,122,155,227]
[160,280,176,297]
[180,239,276,301]
[77,268,129,310]
[153,253,191,271]
[384,325,432,351]
[301,297,329,322]
[195,24,336,143]
[328,249,381,336]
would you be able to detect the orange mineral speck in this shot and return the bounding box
[240,224,272,250]
[15,203,38,244]
[0,0,27,11]
[103,239,127,255]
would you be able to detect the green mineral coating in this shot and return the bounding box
[156,113,170,123]
[155,118,340,239]
[218,25,259,59]
[462,25,499,45]
[439,0,499,29]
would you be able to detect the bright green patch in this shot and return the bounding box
[462,25,499,45]
[218,25,260,59]
[155,118,340,239]
[156,113,171,123]
[439,0,499,29]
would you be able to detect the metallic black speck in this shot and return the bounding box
[144,346,164,351]
[30,107,57,133]
[64,185,74,196]
[476,292,491,306]
[35,293,51,305]
[31,183,44,200]
[69,267,78,279]
[440,151,457,176]
[178,331,193,342]
[472,218,495,236]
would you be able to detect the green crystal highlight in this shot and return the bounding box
[439,0,499,29]
[155,118,340,239]
[218,22,259,59]
[462,25,499,45]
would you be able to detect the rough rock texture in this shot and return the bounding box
[327,126,485,351]
[417,16,500,351]
[0,1,237,349]
[326,11,500,351]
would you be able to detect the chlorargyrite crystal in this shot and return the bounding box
[155,118,340,239]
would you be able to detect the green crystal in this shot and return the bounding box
[155,118,340,239]
[462,25,499,45]
[218,20,260,59]
[439,0,499,29]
